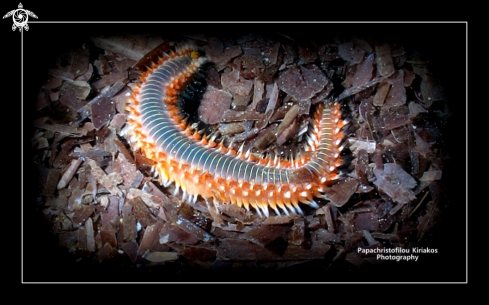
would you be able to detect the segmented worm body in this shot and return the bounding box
[125,45,347,217]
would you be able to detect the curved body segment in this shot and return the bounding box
[125,45,347,217]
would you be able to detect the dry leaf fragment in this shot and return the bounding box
[86,158,123,196]
[72,205,95,225]
[243,225,290,253]
[198,85,233,124]
[171,214,215,243]
[100,229,118,247]
[121,241,139,263]
[348,138,377,154]
[145,251,178,263]
[419,169,442,182]
[289,218,306,246]
[278,64,328,101]
[60,81,91,100]
[57,158,83,189]
[137,221,164,257]
[32,121,88,137]
[91,34,165,61]
[315,228,341,244]
[221,63,253,96]
[128,197,157,228]
[41,168,62,197]
[383,70,407,110]
[126,188,162,210]
[121,203,138,242]
[375,43,395,78]
[323,178,359,207]
[412,63,446,106]
[85,217,96,252]
[207,45,242,71]
[216,239,274,261]
[373,163,417,204]
[178,245,216,261]
[352,53,374,88]
[91,97,115,130]
[373,82,390,106]
[408,101,428,117]
[298,42,318,64]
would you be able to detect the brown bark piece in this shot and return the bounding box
[91,34,165,61]
[72,205,95,225]
[352,53,374,88]
[375,43,395,78]
[121,203,137,242]
[129,197,157,228]
[90,97,115,130]
[198,85,233,124]
[86,158,123,196]
[383,70,407,110]
[373,82,390,106]
[323,178,360,207]
[278,64,328,101]
[221,65,253,96]
[373,163,417,204]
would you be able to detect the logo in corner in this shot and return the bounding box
[3,3,37,32]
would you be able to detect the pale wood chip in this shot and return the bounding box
[86,158,123,196]
[126,188,162,210]
[91,34,165,61]
[145,251,178,262]
[32,122,87,137]
[85,217,96,252]
[57,158,83,189]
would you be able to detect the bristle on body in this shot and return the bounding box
[125,45,349,217]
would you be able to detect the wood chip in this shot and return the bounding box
[198,85,233,124]
[121,241,139,263]
[352,53,374,88]
[419,169,442,182]
[383,70,407,110]
[57,158,83,189]
[298,42,317,64]
[85,217,96,252]
[323,178,360,207]
[178,245,216,261]
[137,221,163,257]
[278,64,328,101]
[221,64,253,96]
[289,218,306,246]
[373,81,390,106]
[128,197,156,228]
[100,229,118,247]
[32,121,88,137]
[60,81,91,100]
[126,188,163,210]
[375,43,395,78]
[170,214,215,243]
[86,158,123,196]
[373,163,417,204]
[91,97,115,130]
[412,62,446,106]
[91,34,165,61]
[145,251,178,263]
[42,168,61,197]
[72,205,95,225]
[120,202,138,242]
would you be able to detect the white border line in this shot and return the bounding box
[19,21,468,284]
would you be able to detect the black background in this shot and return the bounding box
[5,5,467,284]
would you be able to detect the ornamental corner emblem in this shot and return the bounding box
[3,3,38,32]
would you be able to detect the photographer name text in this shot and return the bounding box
[357,247,438,262]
